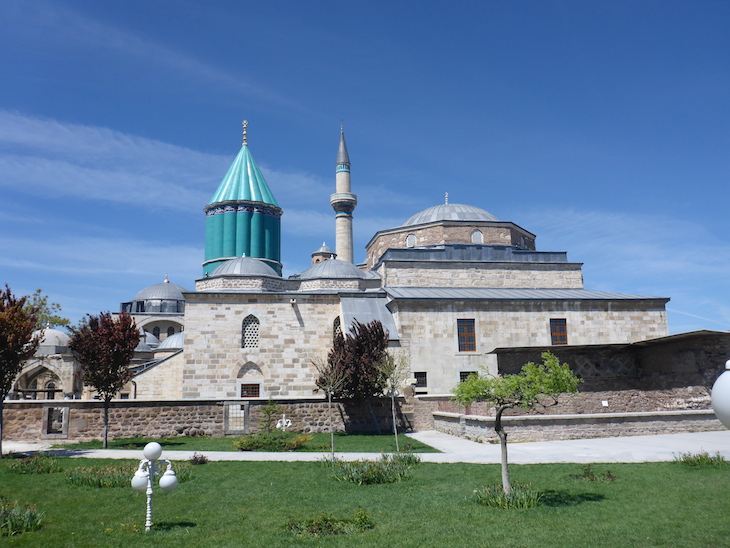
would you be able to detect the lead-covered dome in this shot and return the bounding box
[295,259,366,280]
[133,277,189,301]
[35,328,70,347]
[210,256,280,278]
[402,203,500,226]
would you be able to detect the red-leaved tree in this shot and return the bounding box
[0,285,41,458]
[320,320,389,432]
[68,312,138,448]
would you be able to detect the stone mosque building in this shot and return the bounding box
[14,124,727,404]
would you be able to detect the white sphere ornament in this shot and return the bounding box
[159,468,178,492]
[711,359,730,429]
[143,442,163,461]
[131,470,149,492]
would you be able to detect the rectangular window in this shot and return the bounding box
[460,371,478,383]
[457,319,476,352]
[414,372,427,388]
[240,384,260,398]
[550,318,568,345]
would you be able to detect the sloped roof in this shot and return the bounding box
[384,287,669,302]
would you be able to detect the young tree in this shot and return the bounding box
[0,286,41,458]
[379,350,409,452]
[327,320,389,432]
[453,352,581,494]
[23,289,70,329]
[68,312,139,448]
[313,355,348,458]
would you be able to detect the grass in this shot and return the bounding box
[1,458,729,547]
[54,432,439,453]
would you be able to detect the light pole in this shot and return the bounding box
[131,442,178,531]
[711,359,730,429]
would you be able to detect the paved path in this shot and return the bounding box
[4,430,730,464]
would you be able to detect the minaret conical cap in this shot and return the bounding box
[336,126,350,166]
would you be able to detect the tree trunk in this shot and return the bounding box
[494,405,511,494]
[366,399,381,434]
[0,399,4,459]
[103,399,110,449]
[390,392,399,452]
[328,391,335,459]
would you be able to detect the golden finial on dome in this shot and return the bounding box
[242,120,248,146]
[445,192,449,204]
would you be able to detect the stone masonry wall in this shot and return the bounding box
[381,263,584,289]
[2,400,224,441]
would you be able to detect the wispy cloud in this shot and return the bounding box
[2,0,302,111]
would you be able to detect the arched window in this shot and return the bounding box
[152,326,161,339]
[242,315,260,348]
[471,230,484,244]
[333,317,342,340]
[167,326,175,337]
[46,381,56,400]
[405,234,416,248]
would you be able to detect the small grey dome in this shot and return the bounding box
[296,259,366,280]
[313,243,334,255]
[133,277,189,301]
[35,328,70,347]
[402,203,500,226]
[157,331,184,350]
[139,328,160,348]
[135,340,153,352]
[210,256,280,278]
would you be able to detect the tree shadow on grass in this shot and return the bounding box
[152,521,197,530]
[540,490,605,507]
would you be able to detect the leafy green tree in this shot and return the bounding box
[23,289,70,329]
[453,352,581,494]
[324,320,389,432]
[68,312,138,448]
[0,285,41,458]
[379,351,409,451]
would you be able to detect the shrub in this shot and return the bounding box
[472,483,542,509]
[258,399,283,432]
[65,461,192,488]
[234,430,313,452]
[0,497,43,537]
[189,452,209,465]
[327,453,416,485]
[287,509,374,537]
[4,454,61,475]
[568,464,618,482]
[674,451,726,467]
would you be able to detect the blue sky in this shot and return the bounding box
[1,0,728,333]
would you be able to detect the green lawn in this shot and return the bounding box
[2,458,729,547]
[54,433,439,453]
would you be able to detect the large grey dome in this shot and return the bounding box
[210,256,280,278]
[133,278,189,301]
[296,259,366,280]
[402,203,500,226]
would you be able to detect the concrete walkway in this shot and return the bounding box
[4,430,730,464]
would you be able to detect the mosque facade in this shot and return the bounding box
[123,125,669,400]
[14,124,674,401]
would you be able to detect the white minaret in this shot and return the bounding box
[329,126,357,263]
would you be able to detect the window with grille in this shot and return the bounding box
[550,318,568,345]
[457,319,476,352]
[333,316,342,340]
[240,384,260,397]
[242,315,260,348]
[460,371,477,382]
[414,372,427,388]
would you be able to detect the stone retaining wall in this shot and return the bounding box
[1,398,407,441]
[434,409,723,443]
